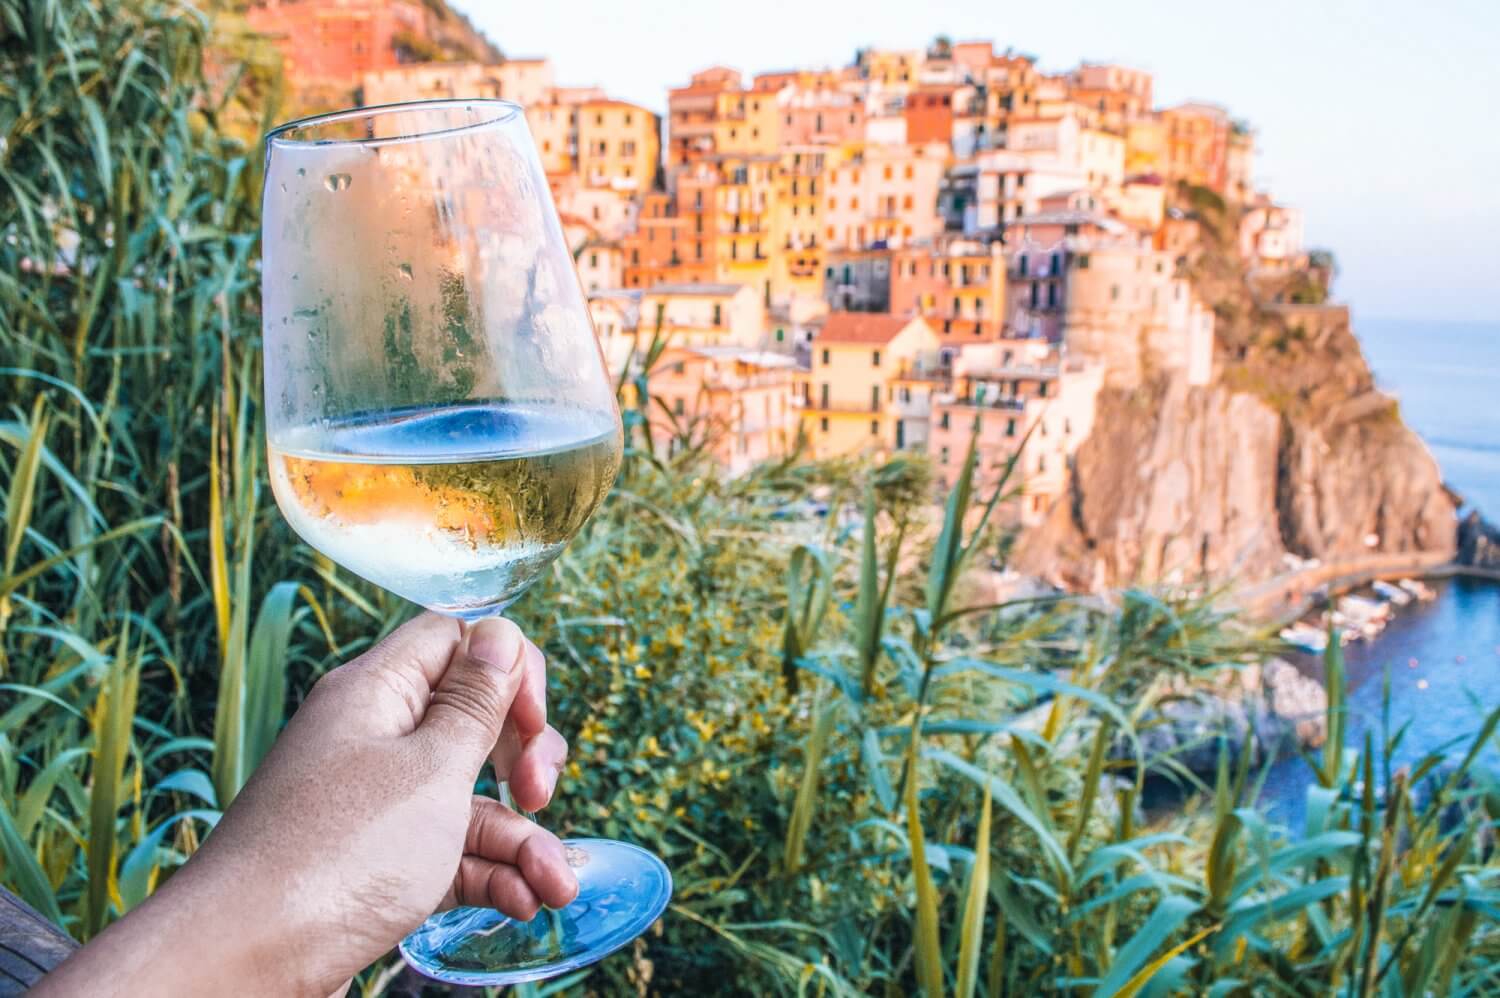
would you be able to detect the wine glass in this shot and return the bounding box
[261,99,671,986]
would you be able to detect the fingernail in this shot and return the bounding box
[544,762,562,800]
[469,619,520,672]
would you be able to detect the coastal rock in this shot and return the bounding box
[1124,658,1326,776]
[1014,207,1456,590]
[1457,510,1500,570]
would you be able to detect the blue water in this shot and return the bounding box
[1356,317,1500,516]
[1256,317,1500,828]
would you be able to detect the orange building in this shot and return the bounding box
[576,99,660,191]
[905,85,960,145]
[1163,103,1231,193]
[622,192,705,289]
[666,67,742,169]
[247,0,422,89]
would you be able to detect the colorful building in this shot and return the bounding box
[248,0,423,90]
[647,346,799,473]
[799,312,940,457]
[889,241,1007,331]
[577,99,660,191]
[928,357,1105,524]
[638,283,766,348]
[824,145,947,249]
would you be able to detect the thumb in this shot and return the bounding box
[419,617,528,766]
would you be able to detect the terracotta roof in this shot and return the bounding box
[581,99,653,113]
[817,312,914,345]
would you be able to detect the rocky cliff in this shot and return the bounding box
[1016,190,1457,590]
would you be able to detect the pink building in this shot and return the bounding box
[647,346,799,474]
[824,144,948,249]
[779,84,866,145]
[927,358,1104,525]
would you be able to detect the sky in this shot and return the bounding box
[456,0,1499,324]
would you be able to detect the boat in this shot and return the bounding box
[1280,623,1329,653]
[1372,579,1412,606]
[1398,578,1436,601]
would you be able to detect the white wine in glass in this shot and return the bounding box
[261,99,669,986]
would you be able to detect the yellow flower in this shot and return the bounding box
[634,664,653,680]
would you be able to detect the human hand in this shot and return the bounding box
[36,613,576,997]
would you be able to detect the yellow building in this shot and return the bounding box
[527,100,577,174]
[799,312,940,457]
[638,283,766,348]
[1125,116,1167,177]
[769,146,837,308]
[700,154,780,303]
[711,87,782,157]
[577,99,660,191]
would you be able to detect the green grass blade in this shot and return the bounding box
[84,623,140,939]
[1091,894,1198,997]
[906,740,945,997]
[243,581,300,774]
[956,786,993,998]
[0,795,63,925]
[783,695,838,873]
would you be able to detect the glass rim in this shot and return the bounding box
[265,97,523,150]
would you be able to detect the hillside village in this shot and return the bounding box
[249,0,1324,529]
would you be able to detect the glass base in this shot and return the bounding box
[399,838,672,986]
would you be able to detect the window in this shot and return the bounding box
[828,197,836,211]
[589,252,598,267]
[940,446,950,464]
[1064,418,1073,435]
[820,417,829,431]
[694,243,703,260]
[1006,418,1017,437]
[902,194,913,210]
[1047,283,1057,308]
[940,412,950,429]
[870,419,880,436]
[952,296,961,316]
[1110,284,1120,302]
[712,304,722,326]
[673,398,685,415]
[821,348,830,365]
[883,165,893,180]
[1077,253,1090,269]
[1018,256,1028,276]
[850,197,859,211]
[872,350,881,367]
[776,328,785,342]
[1039,382,1049,398]
[820,383,830,407]
[1037,454,1047,472]
[595,113,604,125]
[870,386,880,410]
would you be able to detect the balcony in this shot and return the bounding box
[895,364,953,384]
[799,399,882,414]
[939,394,1027,412]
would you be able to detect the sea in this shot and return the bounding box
[1257,318,1500,828]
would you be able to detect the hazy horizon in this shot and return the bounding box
[455,0,1499,326]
